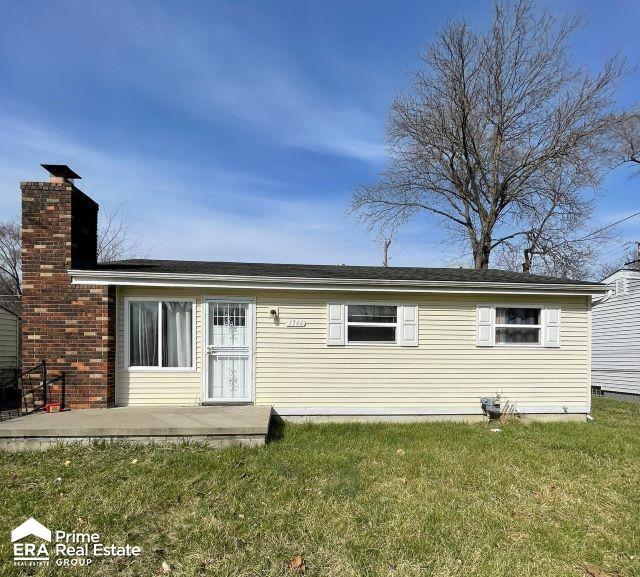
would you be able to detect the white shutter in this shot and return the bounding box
[544,306,561,348]
[476,306,494,347]
[326,303,345,345]
[398,305,419,347]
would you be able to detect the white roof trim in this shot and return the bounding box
[68,269,607,296]
[600,268,640,284]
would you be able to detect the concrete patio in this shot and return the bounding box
[0,405,272,451]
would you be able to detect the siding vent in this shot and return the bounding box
[614,278,628,296]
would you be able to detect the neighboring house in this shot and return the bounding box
[19,165,607,421]
[0,304,19,381]
[592,269,640,399]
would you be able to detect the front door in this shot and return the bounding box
[204,299,253,403]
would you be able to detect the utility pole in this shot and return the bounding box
[382,238,392,267]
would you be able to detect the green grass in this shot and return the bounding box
[0,398,639,577]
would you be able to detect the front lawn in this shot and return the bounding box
[0,398,638,577]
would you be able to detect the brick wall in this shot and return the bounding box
[21,180,115,408]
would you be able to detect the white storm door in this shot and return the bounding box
[205,299,253,402]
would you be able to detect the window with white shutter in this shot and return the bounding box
[476,304,561,348]
[327,303,419,346]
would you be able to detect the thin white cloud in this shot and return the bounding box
[76,2,388,164]
[0,113,404,265]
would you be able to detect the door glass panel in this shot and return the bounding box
[209,302,249,348]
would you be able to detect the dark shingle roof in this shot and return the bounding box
[83,259,602,286]
[0,303,20,318]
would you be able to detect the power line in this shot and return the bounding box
[543,210,640,251]
[390,230,449,259]
[570,210,640,244]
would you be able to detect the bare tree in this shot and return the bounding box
[598,243,640,279]
[0,207,147,307]
[589,112,640,279]
[506,112,640,278]
[0,221,21,296]
[97,208,147,263]
[492,161,613,278]
[611,110,640,173]
[0,222,22,313]
[351,1,628,270]
[494,229,604,280]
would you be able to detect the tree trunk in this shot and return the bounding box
[473,240,491,269]
[522,249,533,273]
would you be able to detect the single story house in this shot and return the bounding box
[20,165,607,421]
[592,268,640,399]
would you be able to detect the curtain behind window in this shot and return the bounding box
[130,301,158,366]
[496,307,540,325]
[162,302,193,367]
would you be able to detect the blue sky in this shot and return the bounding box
[0,0,638,267]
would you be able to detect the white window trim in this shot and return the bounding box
[494,307,543,348]
[345,302,400,346]
[477,303,560,349]
[124,296,197,372]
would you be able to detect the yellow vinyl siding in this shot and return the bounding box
[115,288,203,406]
[254,293,588,411]
[116,287,590,412]
[0,308,19,369]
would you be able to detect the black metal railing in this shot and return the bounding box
[0,360,66,421]
[27,372,66,414]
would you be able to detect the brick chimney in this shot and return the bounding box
[21,165,115,408]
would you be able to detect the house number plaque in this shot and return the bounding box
[286,319,306,327]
